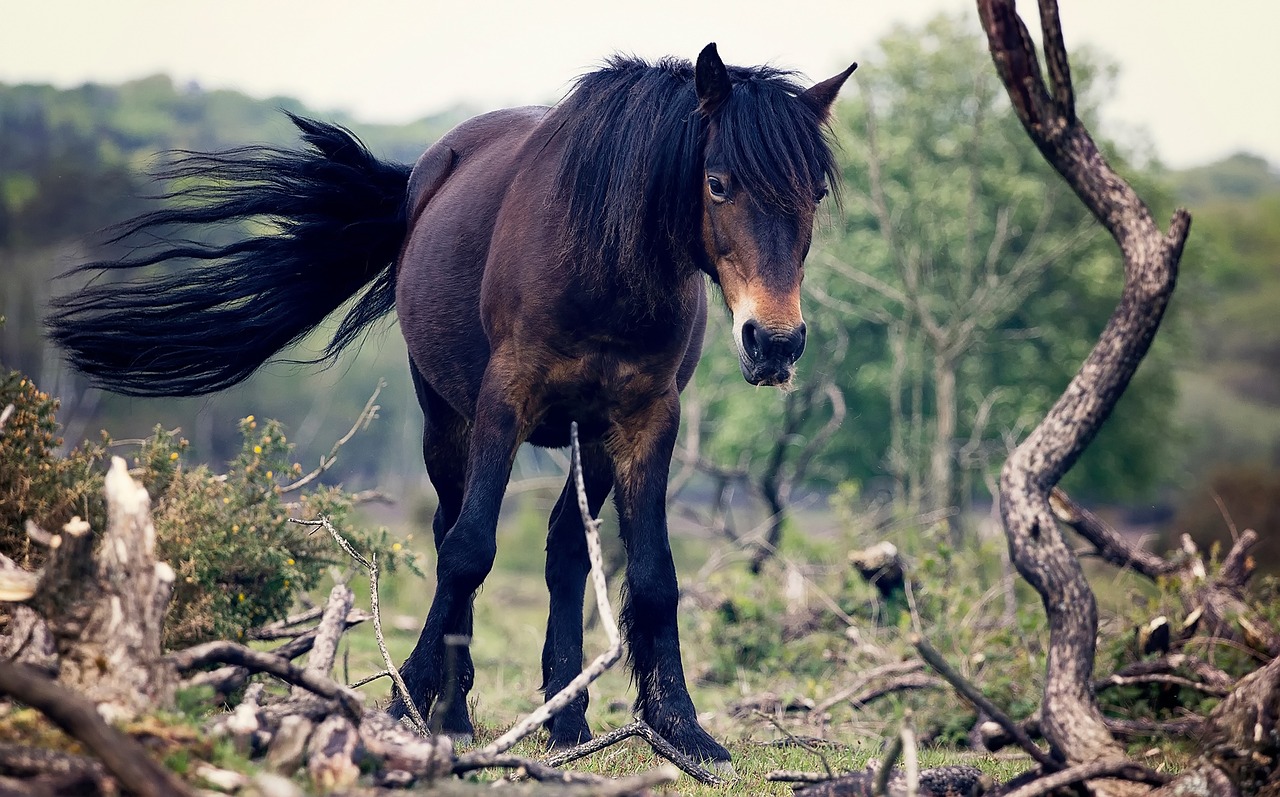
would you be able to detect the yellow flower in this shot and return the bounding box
[265,470,273,479]
[168,452,179,461]
[223,497,230,504]
[231,524,240,533]
[392,542,402,552]
[253,445,262,454]
[287,558,295,566]
[237,593,245,602]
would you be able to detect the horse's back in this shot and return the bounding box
[396,107,551,415]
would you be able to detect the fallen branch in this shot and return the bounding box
[0,660,195,797]
[0,742,107,789]
[789,764,987,797]
[182,617,365,695]
[996,759,1168,797]
[291,583,353,700]
[914,634,1058,771]
[1094,672,1230,699]
[165,641,363,722]
[540,719,725,786]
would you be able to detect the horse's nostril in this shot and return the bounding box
[792,323,807,361]
[742,319,764,359]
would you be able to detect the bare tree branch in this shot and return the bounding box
[280,380,383,494]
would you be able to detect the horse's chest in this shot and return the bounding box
[525,350,672,446]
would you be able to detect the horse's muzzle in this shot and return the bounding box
[739,320,806,386]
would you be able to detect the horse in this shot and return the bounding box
[48,44,855,764]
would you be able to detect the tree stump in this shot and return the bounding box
[19,457,177,720]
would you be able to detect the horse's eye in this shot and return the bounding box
[707,175,728,201]
[815,186,829,204]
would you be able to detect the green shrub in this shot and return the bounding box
[0,370,414,650]
[0,369,107,566]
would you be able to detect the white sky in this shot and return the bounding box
[3,1,1277,169]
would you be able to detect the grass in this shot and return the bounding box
[297,490,1155,794]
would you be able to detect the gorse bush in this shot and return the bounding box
[0,369,107,566]
[0,366,413,650]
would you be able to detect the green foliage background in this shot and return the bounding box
[1,13,1277,552]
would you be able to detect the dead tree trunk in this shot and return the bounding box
[976,0,1192,790]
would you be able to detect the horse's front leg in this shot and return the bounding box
[391,373,531,736]
[610,391,731,765]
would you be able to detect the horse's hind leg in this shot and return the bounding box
[390,365,475,737]
[541,441,612,748]
[610,392,731,765]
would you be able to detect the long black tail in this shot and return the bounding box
[47,113,412,397]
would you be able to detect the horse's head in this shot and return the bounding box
[694,44,855,387]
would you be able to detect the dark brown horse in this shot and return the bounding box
[49,44,854,763]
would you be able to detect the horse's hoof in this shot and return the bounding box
[707,759,737,778]
[645,712,731,766]
[546,723,593,751]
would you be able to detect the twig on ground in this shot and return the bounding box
[456,755,680,793]
[542,719,725,786]
[280,380,383,494]
[900,711,918,797]
[914,634,1059,771]
[248,608,371,642]
[349,670,390,689]
[997,759,1167,797]
[766,770,832,784]
[753,708,832,777]
[369,552,428,734]
[1094,672,1230,698]
[812,661,926,716]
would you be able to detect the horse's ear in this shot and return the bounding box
[802,62,858,120]
[695,43,732,115]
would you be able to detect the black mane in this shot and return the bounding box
[553,55,839,282]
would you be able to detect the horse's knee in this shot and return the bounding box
[623,556,679,619]
[437,524,497,592]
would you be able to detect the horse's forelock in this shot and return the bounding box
[714,70,841,214]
